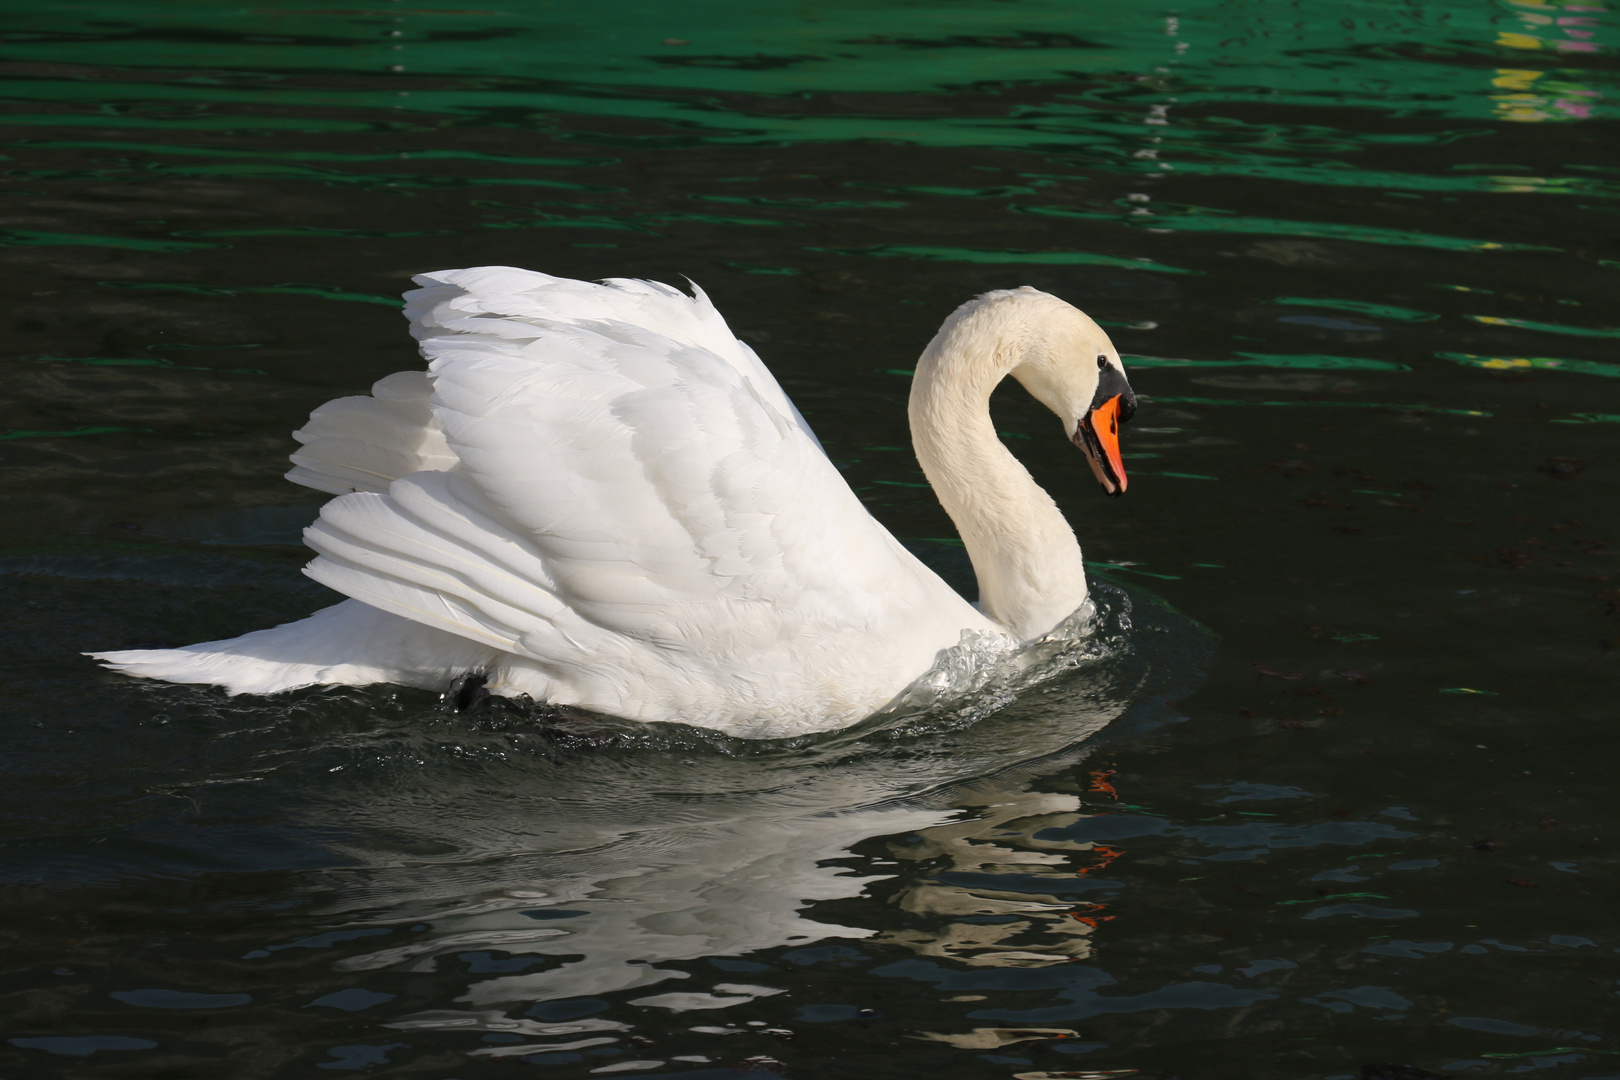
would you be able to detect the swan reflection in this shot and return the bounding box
[880,788,1110,968]
[342,801,958,1005]
[360,779,1116,1052]
[241,584,1203,1065]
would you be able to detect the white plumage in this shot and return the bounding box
[92,267,1133,738]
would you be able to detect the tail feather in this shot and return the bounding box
[88,599,498,696]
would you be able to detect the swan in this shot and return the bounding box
[90,267,1136,738]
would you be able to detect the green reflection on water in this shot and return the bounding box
[18,140,614,169]
[172,227,440,239]
[812,245,1194,273]
[728,263,801,275]
[1128,354,1408,372]
[1020,204,1559,253]
[0,230,219,251]
[105,281,400,306]
[0,0,1608,187]
[1467,314,1620,338]
[1146,396,1491,417]
[0,0,1609,286]
[3,0,1612,125]
[0,114,380,133]
[1087,561,1182,581]
[1074,159,1620,199]
[864,184,1042,198]
[695,194,905,210]
[1273,298,1440,323]
[1438,352,1620,377]
[81,163,615,192]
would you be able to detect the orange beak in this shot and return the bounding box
[1075,394,1128,497]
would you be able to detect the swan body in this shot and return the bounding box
[91,268,1134,738]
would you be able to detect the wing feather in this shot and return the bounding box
[406,266,820,446]
[292,270,989,728]
[286,370,457,495]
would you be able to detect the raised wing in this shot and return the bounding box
[301,269,984,729]
[404,266,821,450]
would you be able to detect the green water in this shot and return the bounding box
[2,0,1618,1078]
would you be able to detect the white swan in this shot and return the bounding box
[91,267,1135,738]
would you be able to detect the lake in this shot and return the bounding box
[1,1,1617,1078]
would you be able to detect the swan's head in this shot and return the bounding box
[998,289,1138,497]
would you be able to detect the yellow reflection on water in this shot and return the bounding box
[1494,0,1606,60]
[1490,67,1601,122]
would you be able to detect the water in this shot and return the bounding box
[2,0,1618,1076]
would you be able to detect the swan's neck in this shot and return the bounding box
[908,309,1089,640]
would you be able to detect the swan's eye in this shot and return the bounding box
[1096,355,1108,370]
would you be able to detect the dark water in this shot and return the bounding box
[2,1,1618,1077]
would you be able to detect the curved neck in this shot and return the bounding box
[908,306,1089,640]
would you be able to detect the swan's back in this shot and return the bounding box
[286,268,992,735]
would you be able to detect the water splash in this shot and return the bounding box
[873,589,1128,737]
